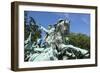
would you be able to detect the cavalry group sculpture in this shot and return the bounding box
[24,18,89,62]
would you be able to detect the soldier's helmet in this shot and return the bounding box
[57,19,65,24]
[48,25,52,29]
[57,18,70,24]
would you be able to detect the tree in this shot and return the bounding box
[67,33,90,51]
[24,15,42,43]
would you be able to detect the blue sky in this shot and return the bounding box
[25,11,90,36]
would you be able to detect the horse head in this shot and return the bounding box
[56,19,70,35]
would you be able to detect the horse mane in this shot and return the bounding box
[55,19,70,35]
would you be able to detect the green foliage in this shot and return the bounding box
[67,33,90,50]
[24,13,41,42]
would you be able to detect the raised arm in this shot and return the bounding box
[40,26,49,33]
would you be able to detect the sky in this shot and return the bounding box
[24,11,90,36]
